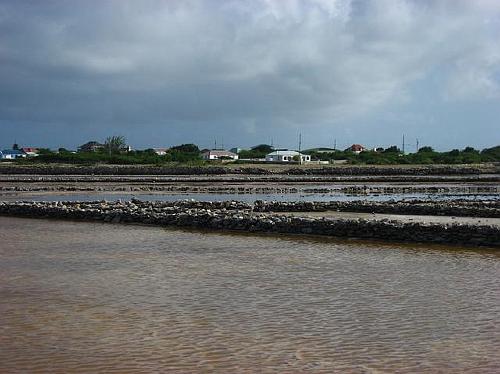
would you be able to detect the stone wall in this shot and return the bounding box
[1,200,498,247]
[253,200,500,218]
[1,164,497,176]
[1,184,498,195]
[285,165,492,175]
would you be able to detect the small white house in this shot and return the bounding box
[152,148,168,156]
[202,150,239,160]
[265,150,311,163]
[0,150,27,159]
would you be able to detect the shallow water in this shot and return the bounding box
[1,217,499,373]
[4,191,499,203]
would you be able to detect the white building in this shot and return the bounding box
[265,150,311,163]
[152,148,168,156]
[202,150,239,160]
[0,150,27,159]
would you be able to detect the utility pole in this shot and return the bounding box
[402,134,405,154]
[334,138,337,151]
[214,138,217,150]
[221,137,224,150]
[416,138,419,152]
[298,133,302,152]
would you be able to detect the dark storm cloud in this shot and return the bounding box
[0,0,499,149]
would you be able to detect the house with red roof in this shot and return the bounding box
[20,147,39,157]
[347,144,365,154]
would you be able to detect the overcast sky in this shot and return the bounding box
[1,0,499,151]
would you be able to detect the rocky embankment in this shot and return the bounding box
[0,184,300,194]
[1,173,499,185]
[0,200,498,247]
[1,163,497,176]
[1,184,499,195]
[0,165,264,175]
[285,165,497,175]
[307,185,500,195]
[253,200,500,218]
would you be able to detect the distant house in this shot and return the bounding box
[20,147,39,157]
[265,150,311,163]
[202,150,239,160]
[347,144,365,154]
[78,141,104,152]
[1,149,27,159]
[152,148,168,156]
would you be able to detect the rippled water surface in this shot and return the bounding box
[1,217,499,373]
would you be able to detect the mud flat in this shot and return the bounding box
[1,200,498,247]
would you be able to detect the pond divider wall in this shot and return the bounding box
[1,201,498,247]
[1,184,499,196]
[1,164,497,176]
[253,200,500,218]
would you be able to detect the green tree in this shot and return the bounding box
[37,148,53,155]
[170,144,200,153]
[251,144,274,153]
[383,145,401,153]
[463,146,478,153]
[418,146,434,153]
[480,146,500,161]
[104,136,126,155]
[238,144,274,159]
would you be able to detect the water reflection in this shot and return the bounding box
[1,217,499,373]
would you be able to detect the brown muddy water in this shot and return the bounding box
[1,217,499,373]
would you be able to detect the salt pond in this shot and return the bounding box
[1,216,499,372]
